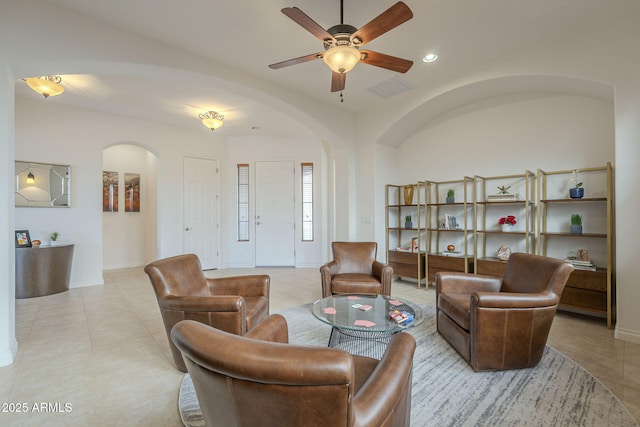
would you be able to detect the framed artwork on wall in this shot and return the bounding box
[15,230,32,247]
[103,171,119,212]
[125,173,140,212]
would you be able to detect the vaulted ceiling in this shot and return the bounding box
[14,0,640,138]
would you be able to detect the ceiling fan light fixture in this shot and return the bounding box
[23,75,65,98]
[323,45,361,74]
[199,111,224,131]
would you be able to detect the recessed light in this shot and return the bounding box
[423,53,438,63]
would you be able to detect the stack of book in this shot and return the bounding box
[564,259,597,271]
[487,193,520,201]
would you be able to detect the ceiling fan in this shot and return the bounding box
[269,1,414,93]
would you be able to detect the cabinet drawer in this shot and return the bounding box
[476,259,507,277]
[427,255,471,270]
[389,251,422,264]
[560,286,607,314]
[566,269,607,292]
[427,255,473,282]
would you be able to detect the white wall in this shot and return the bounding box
[0,66,17,366]
[102,144,158,269]
[14,96,223,288]
[397,93,613,182]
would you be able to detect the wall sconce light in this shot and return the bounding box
[199,111,224,131]
[26,172,35,184]
[23,75,65,98]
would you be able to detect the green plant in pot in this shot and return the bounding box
[446,189,455,204]
[405,215,413,229]
[570,214,583,234]
[570,170,584,199]
[50,231,60,245]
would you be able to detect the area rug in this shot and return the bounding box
[178,304,638,427]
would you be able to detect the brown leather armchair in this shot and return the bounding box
[436,253,574,371]
[320,241,393,298]
[171,314,416,427]
[144,254,269,372]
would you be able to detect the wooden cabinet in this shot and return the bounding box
[385,183,426,287]
[537,163,614,327]
[427,254,474,283]
[388,250,426,279]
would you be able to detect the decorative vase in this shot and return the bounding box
[570,225,583,234]
[405,222,413,229]
[404,185,414,205]
[447,244,455,252]
[446,197,455,204]
[569,187,584,199]
[500,223,513,232]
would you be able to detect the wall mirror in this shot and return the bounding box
[15,161,71,207]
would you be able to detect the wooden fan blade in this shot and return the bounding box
[282,7,336,43]
[360,50,413,73]
[269,53,322,69]
[351,2,413,46]
[331,72,346,92]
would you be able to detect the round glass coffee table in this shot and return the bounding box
[311,294,424,359]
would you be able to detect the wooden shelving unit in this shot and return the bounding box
[424,178,475,284]
[474,171,536,276]
[385,183,426,287]
[537,163,614,327]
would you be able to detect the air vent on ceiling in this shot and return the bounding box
[367,77,416,98]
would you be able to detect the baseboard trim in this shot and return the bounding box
[0,339,18,367]
[614,326,640,345]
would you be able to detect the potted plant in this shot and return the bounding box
[570,170,584,199]
[570,214,583,234]
[405,215,412,229]
[50,231,60,245]
[498,215,516,231]
[446,189,455,204]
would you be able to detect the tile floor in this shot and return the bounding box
[1,266,638,426]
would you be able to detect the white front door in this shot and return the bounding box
[183,157,218,270]
[255,161,295,266]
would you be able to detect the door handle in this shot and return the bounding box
[185,227,191,231]
[256,222,262,225]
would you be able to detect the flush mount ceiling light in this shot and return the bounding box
[199,111,224,131]
[422,53,438,63]
[23,75,65,98]
[26,172,35,184]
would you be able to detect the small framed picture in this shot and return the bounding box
[15,230,32,248]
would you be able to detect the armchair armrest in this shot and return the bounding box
[320,260,339,297]
[158,295,244,312]
[206,275,269,298]
[436,271,502,294]
[352,332,416,425]
[372,261,393,296]
[472,291,560,309]
[244,314,288,344]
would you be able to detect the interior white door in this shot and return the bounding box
[255,161,295,266]
[183,157,219,270]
